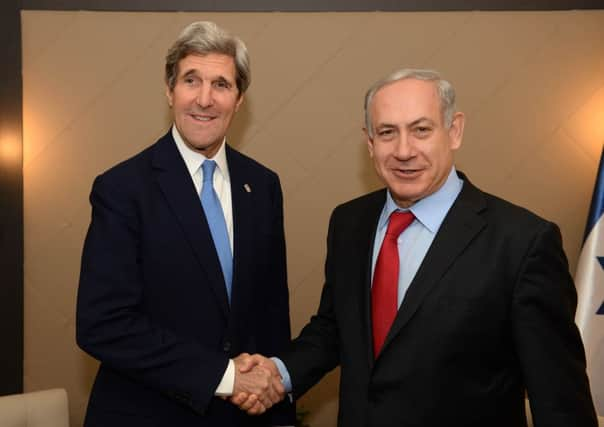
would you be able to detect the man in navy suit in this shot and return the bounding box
[76,21,293,426]
[234,69,597,426]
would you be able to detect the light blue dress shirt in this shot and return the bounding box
[274,167,464,393]
[371,167,463,307]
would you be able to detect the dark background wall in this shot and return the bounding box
[1,0,23,397]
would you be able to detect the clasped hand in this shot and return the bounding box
[230,353,285,415]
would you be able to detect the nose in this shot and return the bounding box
[196,85,214,108]
[393,135,414,160]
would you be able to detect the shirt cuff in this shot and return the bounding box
[215,359,235,396]
[271,357,293,393]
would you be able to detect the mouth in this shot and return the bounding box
[189,113,217,122]
[391,167,422,178]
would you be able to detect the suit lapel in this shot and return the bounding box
[152,133,230,318]
[351,191,387,369]
[225,146,254,312]
[380,175,488,356]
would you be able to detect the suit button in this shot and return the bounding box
[223,341,231,352]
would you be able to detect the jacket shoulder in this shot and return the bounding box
[458,173,553,230]
[333,188,386,216]
[98,135,166,181]
[481,189,553,230]
[89,133,172,200]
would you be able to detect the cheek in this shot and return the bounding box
[432,148,452,166]
[225,100,240,116]
[171,98,185,112]
[374,156,390,175]
[376,150,391,166]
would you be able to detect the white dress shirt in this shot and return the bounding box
[172,126,233,251]
[172,125,236,396]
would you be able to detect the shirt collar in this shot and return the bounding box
[171,125,230,181]
[378,166,463,234]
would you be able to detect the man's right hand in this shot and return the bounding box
[231,353,285,415]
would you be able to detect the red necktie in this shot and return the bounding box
[371,211,415,357]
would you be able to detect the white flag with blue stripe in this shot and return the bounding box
[576,146,604,416]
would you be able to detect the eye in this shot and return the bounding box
[413,126,432,138]
[213,79,231,90]
[376,128,397,140]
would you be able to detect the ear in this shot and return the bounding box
[235,93,244,112]
[448,112,465,150]
[363,127,375,158]
[165,85,174,108]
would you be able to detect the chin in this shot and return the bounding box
[391,187,423,204]
[189,138,216,149]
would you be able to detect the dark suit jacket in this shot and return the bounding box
[76,131,294,427]
[281,171,596,427]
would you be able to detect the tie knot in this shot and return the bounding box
[386,211,414,238]
[202,160,217,183]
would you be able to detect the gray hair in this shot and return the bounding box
[364,69,456,138]
[165,21,250,96]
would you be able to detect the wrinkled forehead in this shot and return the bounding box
[176,53,237,79]
[371,79,443,123]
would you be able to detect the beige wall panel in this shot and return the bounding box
[427,12,565,114]
[501,129,596,262]
[564,85,604,162]
[22,10,604,427]
[460,13,604,182]
[22,11,173,166]
[233,13,369,143]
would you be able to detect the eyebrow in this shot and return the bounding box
[181,69,197,78]
[376,123,397,129]
[375,117,435,130]
[180,69,233,84]
[407,117,435,128]
[214,76,231,85]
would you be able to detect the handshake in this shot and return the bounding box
[229,353,286,415]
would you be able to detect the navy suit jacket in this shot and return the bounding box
[281,172,597,427]
[76,131,294,426]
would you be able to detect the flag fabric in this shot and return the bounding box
[576,146,604,416]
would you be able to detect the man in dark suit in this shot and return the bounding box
[234,69,597,426]
[76,21,293,426]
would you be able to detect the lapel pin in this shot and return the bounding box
[244,184,252,193]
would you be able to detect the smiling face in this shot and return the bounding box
[166,53,243,158]
[366,78,465,208]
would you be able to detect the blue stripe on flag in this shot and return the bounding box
[576,144,604,416]
[584,146,604,242]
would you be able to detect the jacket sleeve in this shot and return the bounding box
[511,221,597,427]
[262,174,297,425]
[279,206,342,399]
[76,174,228,415]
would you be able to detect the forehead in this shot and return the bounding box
[371,79,441,123]
[177,53,237,80]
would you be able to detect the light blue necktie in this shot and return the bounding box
[200,160,233,302]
